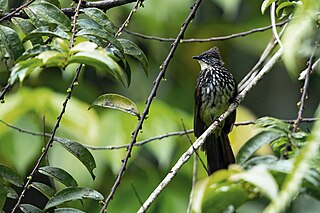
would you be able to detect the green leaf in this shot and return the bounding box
[55,139,96,180]
[76,28,123,52]
[0,165,23,187]
[25,2,71,30]
[77,19,101,30]
[44,0,61,8]
[192,172,249,213]
[261,0,277,14]
[68,49,128,86]
[255,116,290,132]
[37,50,68,67]
[8,58,43,85]
[45,187,103,209]
[89,94,140,118]
[276,2,298,16]
[17,44,57,62]
[263,106,320,213]
[30,182,55,199]
[236,131,284,164]
[82,8,118,34]
[54,208,86,213]
[23,26,70,42]
[0,25,24,61]
[70,41,98,53]
[4,186,18,199]
[118,39,149,77]
[19,204,43,213]
[39,166,78,187]
[11,17,44,45]
[231,166,279,200]
[0,0,8,13]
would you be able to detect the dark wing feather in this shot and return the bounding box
[194,77,206,137]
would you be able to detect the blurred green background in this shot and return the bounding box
[1,0,320,212]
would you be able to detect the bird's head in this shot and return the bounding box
[192,47,224,69]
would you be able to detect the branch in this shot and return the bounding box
[124,19,289,43]
[0,0,36,22]
[99,0,146,211]
[137,47,284,213]
[0,118,316,151]
[281,42,318,159]
[10,0,84,210]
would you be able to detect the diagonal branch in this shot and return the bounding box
[10,1,84,211]
[99,0,204,211]
[137,47,283,213]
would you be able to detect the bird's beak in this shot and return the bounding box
[192,55,201,60]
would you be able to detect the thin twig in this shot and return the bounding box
[10,1,84,209]
[281,42,318,159]
[0,118,316,151]
[137,47,284,213]
[0,0,36,22]
[130,183,145,212]
[124,19,289,43]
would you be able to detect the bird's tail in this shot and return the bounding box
[203,132,235,175]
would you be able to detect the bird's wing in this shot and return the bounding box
[194,77,206,137]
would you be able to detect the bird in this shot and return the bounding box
[193,47,237,175]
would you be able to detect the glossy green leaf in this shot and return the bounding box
[30,182,55,199]
[44,0,61,8]
[54,208,86,213]
[77,19,101,30]
[17,45,57,62]
[53,38,70,53]
[89,94,140,118]
[55,139,96,180]
[0,25,24,61]
[255,116,290,132]
[39,166,78,187]
[19,204,43,213]
[11,17,43,45]
[68,50,127,86]
[0,165,23,187]
[8,58,43,85]
[23,26,70,42]
[236,131,284,164]
[38,50,68,67]
[45,187,103,209]
[118,39,149,76]
[0,0,8,13]
[25,2,71,30]
[83,8,118,33]
[4,186,18,199]
[261,0,277,14]
[70,41,98,53]
[76,28,123,52]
